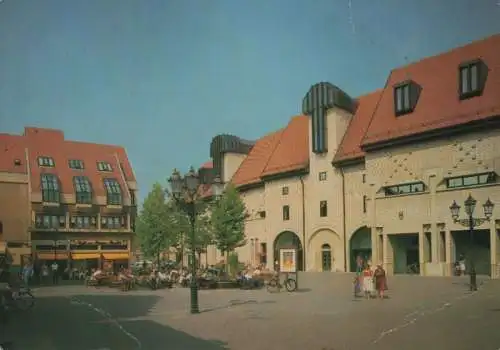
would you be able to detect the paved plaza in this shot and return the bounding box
[2,274,500,349]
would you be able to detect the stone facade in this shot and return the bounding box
[200,35,500,278]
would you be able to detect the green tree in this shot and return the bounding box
[136,183,173,264]
[211,184,247,272]
[169,200,213,268]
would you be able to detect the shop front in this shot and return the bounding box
[71,252,101,270]
[102,252,130,272]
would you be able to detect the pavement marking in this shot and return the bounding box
[68,296,142,349]
[372,291,477,344]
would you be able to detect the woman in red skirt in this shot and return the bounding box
[374,264,388,299]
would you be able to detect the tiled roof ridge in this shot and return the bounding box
[260,115,309,177]
[229,128,284,184]
[358,79,392,147]
[229,129,283,186]
[259,125,289,176]
[334,89,385,162]
[2,130,127,151]
[363,105,500,143]
[391,34,499,72]
[355,88,384,100]
[65,139,126,150]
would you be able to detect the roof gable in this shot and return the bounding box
[28,139,130,198]
[362,34,500,148]
[261,115,309,177]
[333,90,383,164]
[231,130,284,187]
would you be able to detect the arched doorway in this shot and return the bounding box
[349,226,372,272]
[273,231,303,271]
[321,244,332,271]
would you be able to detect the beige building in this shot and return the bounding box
[198,34,500,277]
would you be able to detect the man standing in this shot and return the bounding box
[51,261,59,285]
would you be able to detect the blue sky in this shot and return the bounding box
[1,0,499,201]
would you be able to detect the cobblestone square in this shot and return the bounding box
[3,274,500,349]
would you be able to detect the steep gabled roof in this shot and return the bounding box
[362,34,500,148]
[261,115,309,177]
[2,127,137,199]
[231,130,284,187]
[333,90,383,164]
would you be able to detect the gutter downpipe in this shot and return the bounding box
[299,176,306,273]
[340,168,347,272]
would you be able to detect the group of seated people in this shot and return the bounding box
[86,267,134,288]
[236,264,272,287]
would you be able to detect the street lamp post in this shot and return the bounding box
[168,168,224,314]
[449,194,494,291]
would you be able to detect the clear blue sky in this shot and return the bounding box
[1,0,499,201]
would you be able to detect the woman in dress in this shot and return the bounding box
[374,264,388,299]
[362,263,374,299]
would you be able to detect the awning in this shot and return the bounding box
[37,252,68,260]
[71,253,101,260]
[102,252,129,260]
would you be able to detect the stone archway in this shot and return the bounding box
[308,229,342,272]
[273,231,303,271]
[349,226,372,272]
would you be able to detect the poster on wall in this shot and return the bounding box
[280,248,297,273]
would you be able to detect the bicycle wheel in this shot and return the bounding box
[15,290,35,311]
[284,278,297,292]
[266,279,280,293]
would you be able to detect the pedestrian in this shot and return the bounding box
[458,254,466,276]
[22,262,33,286]
[374,264,388,299]
[354,255,363,297]
[41,263,49,285]
[362,263,374,299]
[51,261,59,285]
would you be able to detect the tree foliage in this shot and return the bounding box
[163,198,213,266]
[136,183,173,261]
[211,184,247,255]
[172,201,213,250]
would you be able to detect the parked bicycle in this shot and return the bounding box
[406,263,420,275]
[5,286,35,311]
[266,274,297,292]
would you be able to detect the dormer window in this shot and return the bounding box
[393,80,421,116]
[38,156,55,167]
[459,59,487,100]
[73,176,92,204]
[97,161,113,172]
[446,172,496,189]
[384,182,425,196]
[103,178,122,205]
[41,173,60,203]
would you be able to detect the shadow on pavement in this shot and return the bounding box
[1,294,229,350]
[201,299,276,313]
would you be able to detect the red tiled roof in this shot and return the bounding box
[200,161,213,169]
[261,115,309,177]
[362,34,500,147]
[198,160,214,198]
[0,134,27,174]
[333,90,383,164]
[231,130,284,187]
[1,127,136,200]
